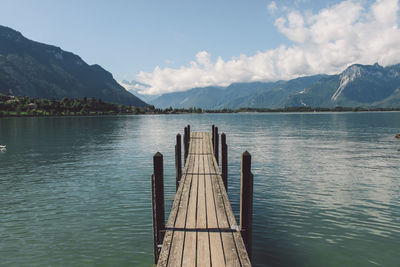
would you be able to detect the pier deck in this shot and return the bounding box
[157,132,251,267]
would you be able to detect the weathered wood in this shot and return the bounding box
[165,143,196,267]
[157,135,196,267]
[184,127,188,163]
[209,147,251,267]
[156,131,252,267]
[186,126,190,161]
[151,174,159,264]
[212,125,215,149]
[204,137,236,266]
[196,133,211,266]
[221,133,228,191]
[240,151,253,261]
[182,134,199,267]
[207,133,251,267]
[152,152,165,264]
[175,134,182,192]
[214,126,219,165]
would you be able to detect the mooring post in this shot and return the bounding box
[240,151,253,261]
[186,125,190,160]
[212,125,215,150]
[175,133,182,191]
[152,152,165,264]
[221,133,228,191]
[187,124,190,143]
[213,126,219,165]
[151,174,158,264]
[184,126,188,163]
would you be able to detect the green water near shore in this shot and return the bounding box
[1,113,399,266]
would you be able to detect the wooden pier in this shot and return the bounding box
[152,126,253,267]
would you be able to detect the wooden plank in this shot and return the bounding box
[160,135,197,267]
[207,138,252,267]
[160,133,198,267]
[197,133,211,266]
[203,133,227,267]
[204,143,240,267]
[159,131,251,267]
[188,132,197,157]
[182,136,200,266]
[157,146,194,266]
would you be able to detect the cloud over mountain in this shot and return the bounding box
[136,0,400,95]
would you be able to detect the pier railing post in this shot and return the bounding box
[240,151,253,261]
[213,126,219,165]
[212,125,215,150]
[185,125,190,162]
[152,152,165,264]
[175,133,182,191]
[221,133,228,191]
[184,127,188,163]
[187,124,190,143]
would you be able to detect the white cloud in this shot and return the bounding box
[119,80,150,92]
[136,0,400,95]
[267,1,278,13]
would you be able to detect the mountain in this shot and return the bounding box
[224,75,326,109]
[149,63,400,109]
[149,75,326,109]
[0,25,147,107]
[287,63,400,107]
[149,85,225,109]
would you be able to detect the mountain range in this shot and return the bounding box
[145,63,400,109]
[0,25,147,107]
[2,25,400,110]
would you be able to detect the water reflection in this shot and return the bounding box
[0,113,399,266]
[219,112,400,266]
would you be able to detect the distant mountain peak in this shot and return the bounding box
[0,25,147,106]
[331,62,392,101]
[0,25,23,41]
[149,63,400,109]
[332,65,362,101]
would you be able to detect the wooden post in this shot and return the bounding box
[151,174,157,264]
[212,125,215,150]
[151,174,158,264]
[187,124,190,142]
[186,125,190,160]
[175,133,182,191]
[213,126,219,165]
[240,151,253,261]
[221,133,228,191]
[184,127,188,163]
[152,152,165,264]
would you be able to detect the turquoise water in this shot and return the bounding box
[0,113,399,266]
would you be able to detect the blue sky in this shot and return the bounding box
[2,0,399,95]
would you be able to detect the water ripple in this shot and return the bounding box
[1,113,400,266]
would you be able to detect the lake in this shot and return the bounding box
[0,112,399,266]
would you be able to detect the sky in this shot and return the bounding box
[2,0,400,95]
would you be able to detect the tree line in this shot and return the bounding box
[152,106,400,114]
[0,95,152,117]
[1,94,399,117]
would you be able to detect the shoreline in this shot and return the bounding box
[2,95,400,118]
[1,108,400,118]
